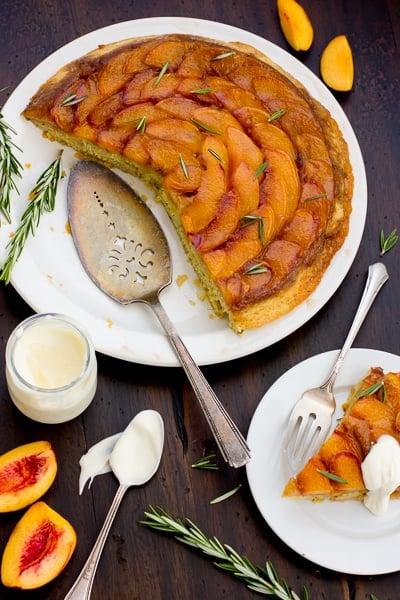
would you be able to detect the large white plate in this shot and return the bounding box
[0,17,367,366]
[246,348,400,575]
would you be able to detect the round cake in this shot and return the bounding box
[22,33,354,332]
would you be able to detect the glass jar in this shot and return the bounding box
[5,313,97,424]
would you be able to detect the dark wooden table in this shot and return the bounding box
[0,1,399,598]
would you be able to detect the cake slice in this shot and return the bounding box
[22,33,353,332]
[283,367,400,502]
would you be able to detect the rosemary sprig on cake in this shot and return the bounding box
[0,90,23,224]
[141,505,307,599]
[0,151,64,283]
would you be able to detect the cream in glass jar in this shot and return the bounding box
[5,313,97,424]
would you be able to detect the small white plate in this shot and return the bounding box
[0,17,367,366]
[246,348,400,575]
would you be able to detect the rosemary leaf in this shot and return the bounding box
[0,151,63,284]
[317,469,348,484]
[212,51,236,61]
[135,116,147,134]
[208,148,223,162]
[380,227,398,256]
[60,93,87,107]
[153,62,169,88]
[179,153,189,179]
[244,262,269,275]
[303,193,327,202]
[357,381,386,401]
[240,215,265,244]
[210,484,242,504]
[0,106,23,223]
[191,118,222,136]
[268,108,286,122]
[254,161,268,179]
[191,87,213,95]
[141,505,306,599]
[192,453,218,470]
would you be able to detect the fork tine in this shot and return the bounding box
[285,417,328,471]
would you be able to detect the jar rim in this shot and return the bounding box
[6,312,94,394]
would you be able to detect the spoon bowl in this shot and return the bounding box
[64,410,164,600]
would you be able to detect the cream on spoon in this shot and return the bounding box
[64,409,164,600]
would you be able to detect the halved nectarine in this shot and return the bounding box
[1,501,76,589]
[0,441,57,512]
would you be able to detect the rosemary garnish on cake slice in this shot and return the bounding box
[317,470,348,484]
[0,91,23,223]
[179,153,189,179]
[241,215,265,244]
[141,505,308,599]
[212,51,236,61]
[357,381,387,402]
[0,152,64,283]
[153,62,169,87]
[268,108,286,122]
[254,161,268,179]
[244,262,269,275]
[60,93,87,107]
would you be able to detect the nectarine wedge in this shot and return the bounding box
[0,441,57,512]
[320,34,354,92]
[1,501,76,589]
[277,0,314,52]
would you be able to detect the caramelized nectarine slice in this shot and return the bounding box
[97,50,133,97]
[262,239,301,287]
[144,39,192,70]
[191,106,244,137]
[281,209,320,252]
[263,148,300,218]
[328,452,364,491]
[164,163,202,193]
[123,133,151,165]
[252,121,297,159]
[156,97,202,120]
[123,70,156,105]
[140,73,181,101]
[202,225,263,279]
[112,102,166,127]
[176,46,217,78]
[1,501,76,589]
[225,127,264,176]
[88,93,124,126]
[146,118,203,153]
[0,441,57,512]
[231,161,260,217]
[295,456,333,495]
[181,136,228,233]
[146,139,200,172]
[190,190,239,252]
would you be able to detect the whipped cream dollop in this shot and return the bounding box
[361,435,400,515]
[79,433,121,494]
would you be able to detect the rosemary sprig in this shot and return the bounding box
[357,381,386,402]
[140,505,307,599]
[191,87,213,95]
[244,262,269,275]
[179,154,189,179]
[60,93,87,107]
[135,116,147,134]
[212,51,236,61]
[208,148,223,162]
[303,193,327,202]
[153,62,169,88]
[210,484,242,504]
[379,227,398,256]
[0,152,63,284]
[317,469,348,484]
[254,161,268,179]
[191,118,222,136]
[268,109,286,122]
[192,453,218,470]
[0,101,23,223]
[240,214,265,244]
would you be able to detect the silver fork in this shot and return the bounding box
[284,262,389,473]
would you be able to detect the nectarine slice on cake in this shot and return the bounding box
[225,127,264,175]
[231,161,260,217]
[190,190,239,252]
[252,121,297,159]
[112,102,166,126]
[146,139,200,172]
[181,136,228,233]
[156,96,202,119]
[97,50,133,97]
[0,441,57,512]
[1,502,76,589]
[144,39,193,70]
[146,118,203,153]
[191,106,244,137]
[139,73,181,102]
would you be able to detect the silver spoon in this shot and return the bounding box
[67,160,251,468]
[64,409,164,600]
